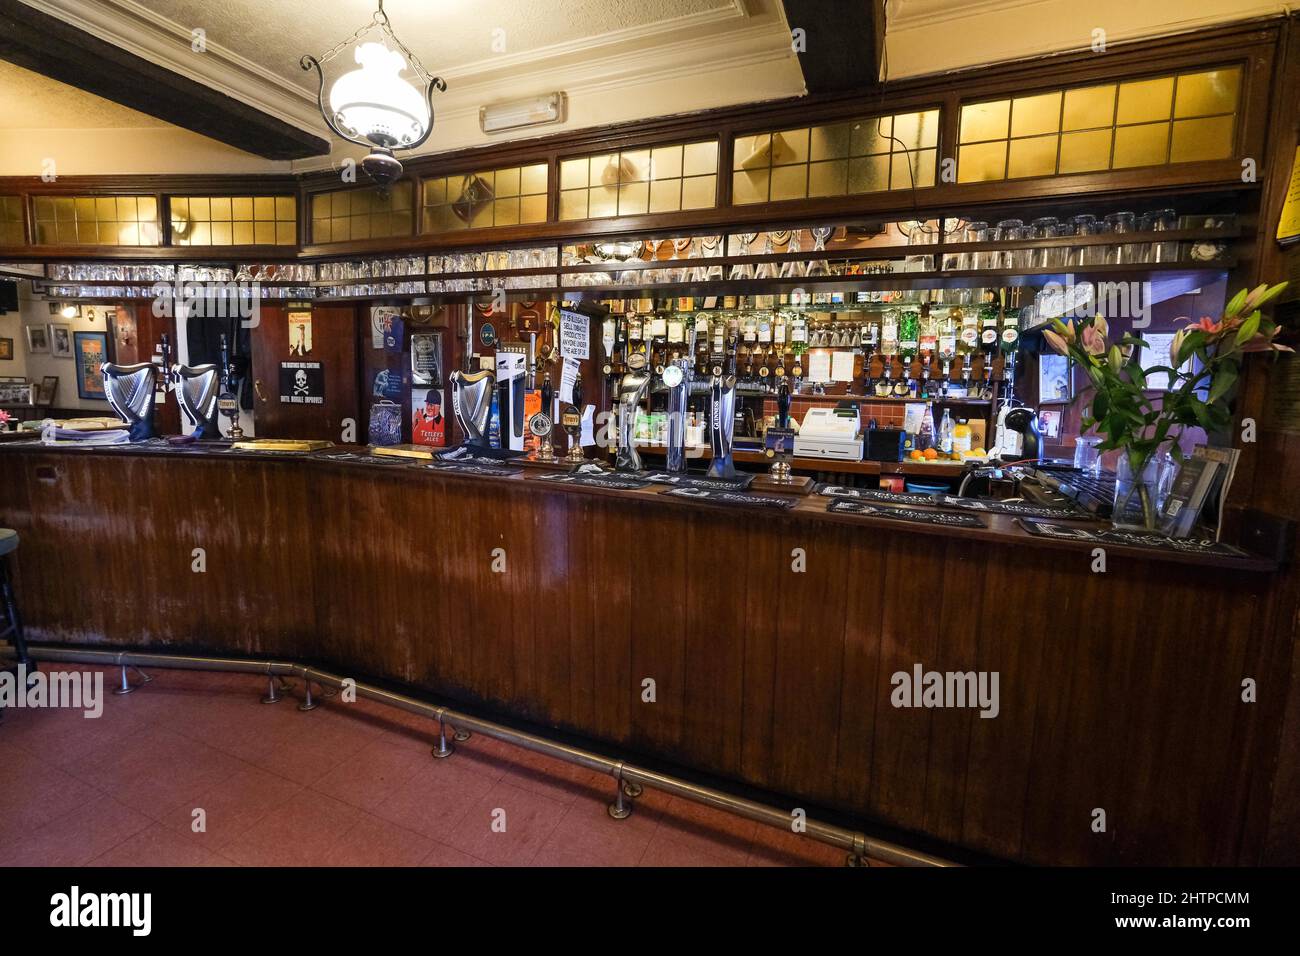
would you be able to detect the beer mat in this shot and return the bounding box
[817,485,937,505]
[314,451,410,466]
[933,495,1090,520]
[827,499,988,528]
[644,471,755,492]
[817,485,1091,520]
[436,447,523,466]
[533,471,652,490]
[662,487,798,509]
[1015,519,1249,556]
[423,460,521,477]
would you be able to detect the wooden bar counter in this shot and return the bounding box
[0,440,1292,866]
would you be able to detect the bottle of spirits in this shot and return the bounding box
[937,308,958,383]
[897,309,919,396]
[979,293,1001,386]
[938,407,953,455]
[1001,307,1021,386]
[958,305,979,384]
[918,304,938,392]
[879,309,899,396]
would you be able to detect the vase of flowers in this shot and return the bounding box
[1043,281,1291,533]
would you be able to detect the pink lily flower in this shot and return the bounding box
[1081,325,1106,356]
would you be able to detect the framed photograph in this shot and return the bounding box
[0,337,12,360]
[25,325,49,354]
[1038,353,1072,403]
[73,330,109,400]
[48,323,74,358]
[36,375,59,405]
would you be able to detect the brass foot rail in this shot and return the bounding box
[2,643,955,868]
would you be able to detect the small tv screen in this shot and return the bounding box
[0,280,17,313]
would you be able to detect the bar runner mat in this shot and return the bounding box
[532,471,652,490]
[827,499,988,528]
[818,484,1090,519]
[423,460,521,477]
[662,487,797,509]
[1015,518,1249,556]
[314,451,410,467]
[643,471,755,492]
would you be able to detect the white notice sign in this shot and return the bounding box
[559,356,580,405]
[559,309,590,360]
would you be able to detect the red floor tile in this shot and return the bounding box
[0,796,151,867]
[156,765,303,850]
[2,667,832,868]
[219,790,362,867]
[326,814,436,867]
[370,758,496,841]
[443,780,569,866]
[86,823,233,867]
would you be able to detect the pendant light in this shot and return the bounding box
[300,0,445,188]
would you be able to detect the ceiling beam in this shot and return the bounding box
[781,0,884,94]
[0,0,329,161]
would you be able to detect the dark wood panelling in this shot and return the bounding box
[4,444,1291,865]
[249,304,360,441]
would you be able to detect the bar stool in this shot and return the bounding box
[1,529,32,722]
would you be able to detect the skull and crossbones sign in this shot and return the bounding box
[293,369,309,396]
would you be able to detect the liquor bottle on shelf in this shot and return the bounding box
[938,407,954,455]
[979,293,1001,388]
[1001,307,1021,386]
[897,308,919,397]
[937,308,958,387]
[918,303,937,393]
[878,309,899,397]
[958,305,979,386]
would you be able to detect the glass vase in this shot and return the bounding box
[1112,451,1174,533]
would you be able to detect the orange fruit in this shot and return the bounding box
[922,448,938,460]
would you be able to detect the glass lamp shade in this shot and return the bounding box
[328,42,430,148]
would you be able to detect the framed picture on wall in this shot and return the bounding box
[25,325,49,354]
[0,337,12,360]
[48,323,73,358]
[73,330,109,400]
[1038,353,1072,403]
[36,375,59,405]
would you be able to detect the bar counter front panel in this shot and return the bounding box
[1,445,1282,866]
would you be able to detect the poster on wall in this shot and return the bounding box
[73,331,108,400]
[411,388,446,447]
[279,361,325,405]
[411,331,443,386]
[288,305,313,356]
[1038,353,1071,403]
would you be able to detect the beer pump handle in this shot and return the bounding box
[541,374,553,413]
[572,373,583,410]
[777,378,791,430]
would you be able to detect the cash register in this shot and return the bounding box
[793,406,864,461]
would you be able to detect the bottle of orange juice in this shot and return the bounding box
[952,420,972,458]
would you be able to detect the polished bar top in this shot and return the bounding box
[0,438,1276,572]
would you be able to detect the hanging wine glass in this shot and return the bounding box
[753,233,778,280]
[730,232,757,280]
[806,225,833,277]
[780,231,805,279]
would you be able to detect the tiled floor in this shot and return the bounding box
[0,665,854,867]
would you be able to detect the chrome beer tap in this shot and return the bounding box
[706,332,739,480]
